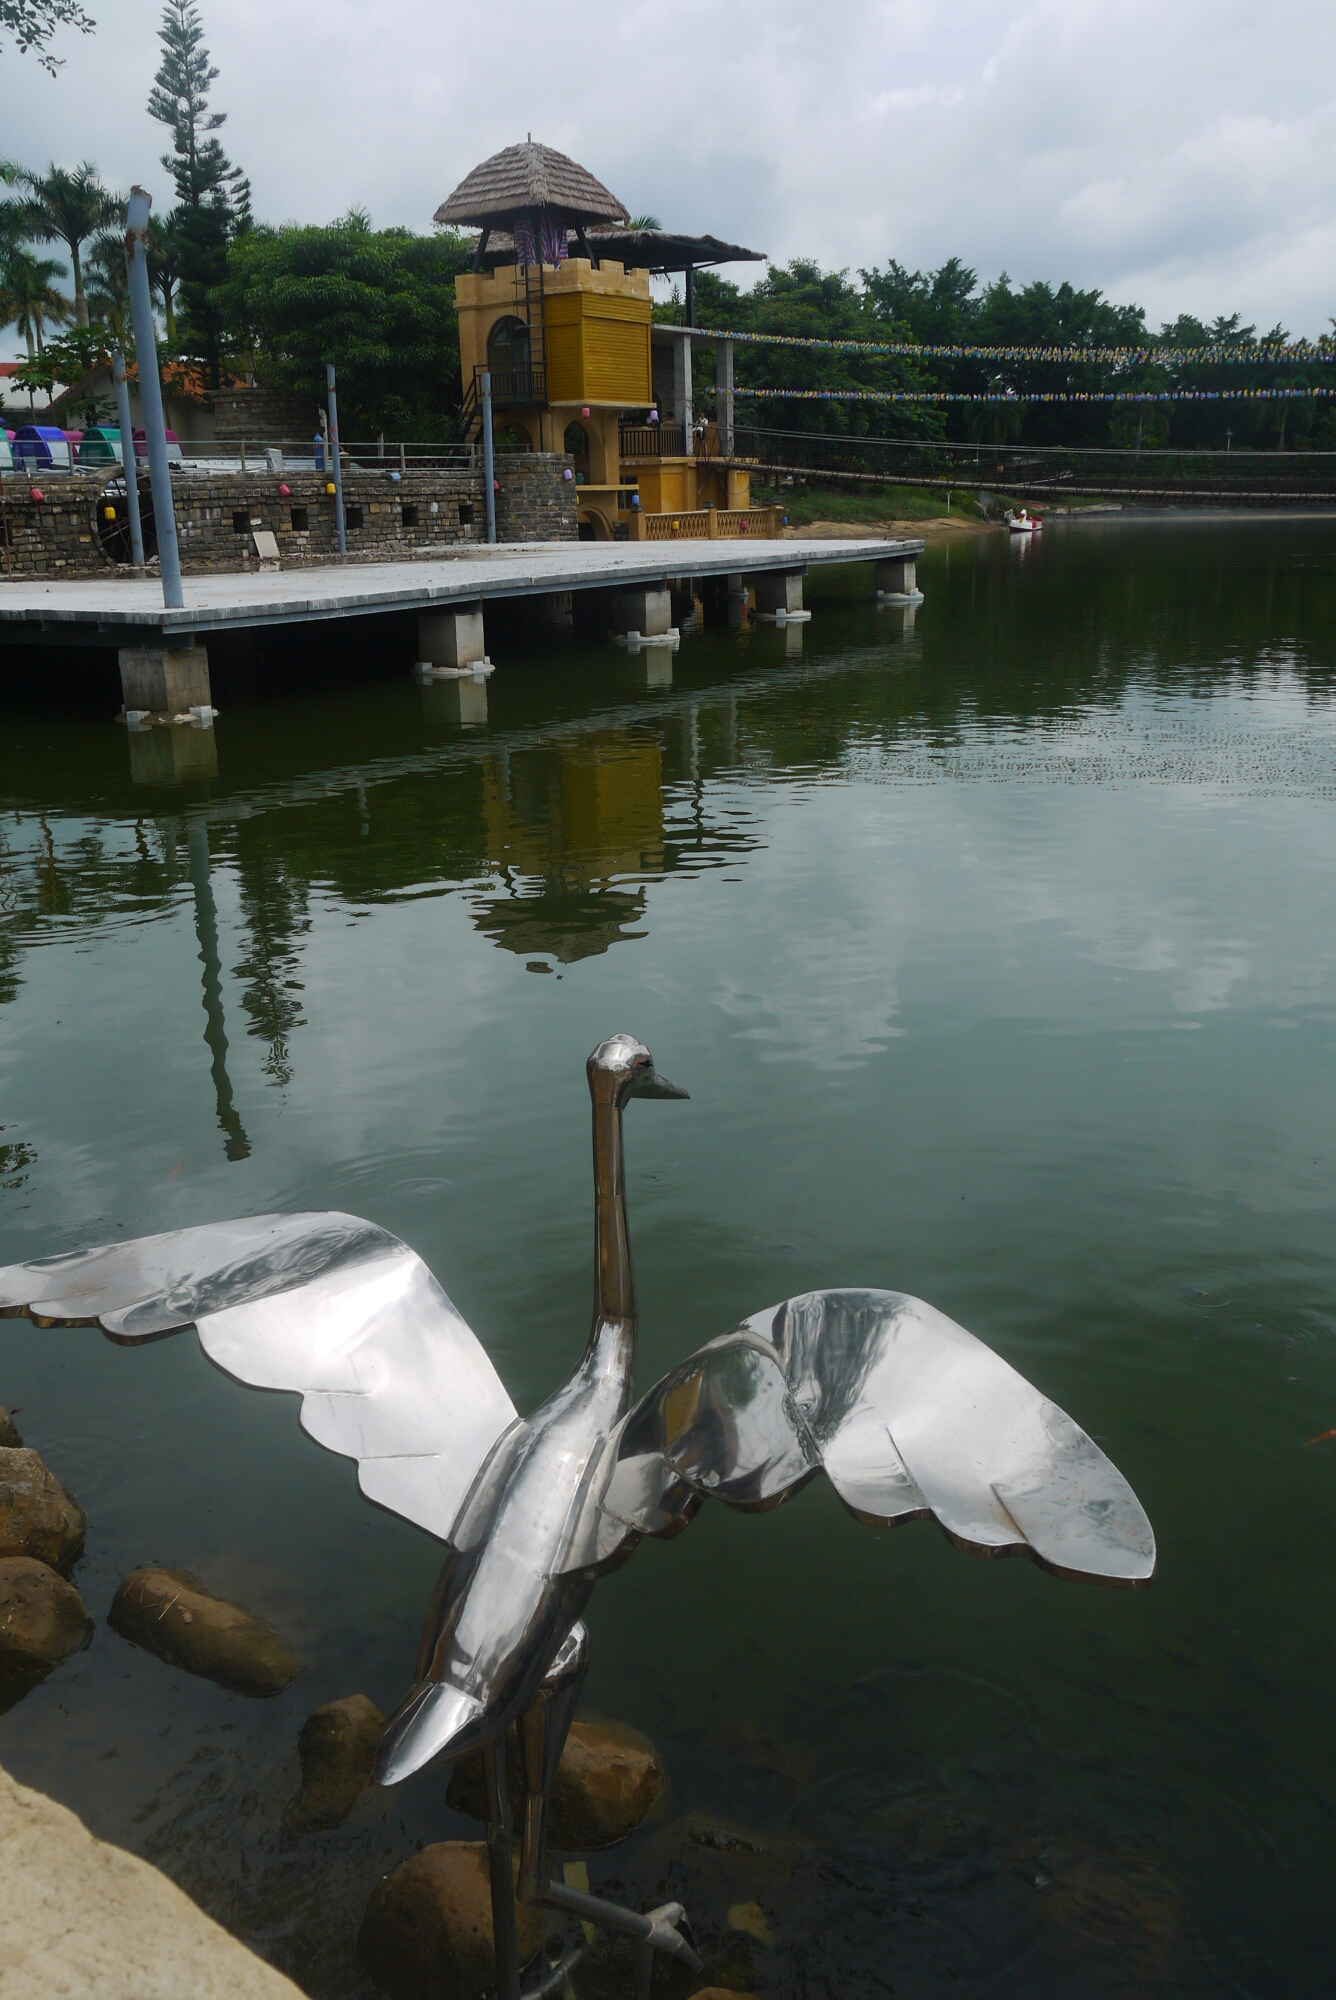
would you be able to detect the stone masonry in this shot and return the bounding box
[0,451,576,579]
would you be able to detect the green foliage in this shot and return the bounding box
[669,260,939,441]
[148,0,249,384]
[0,0,93,73]
[0,243,68,356]
[9,161,118,326]
[214,218,475,435]
[10,320,112,417]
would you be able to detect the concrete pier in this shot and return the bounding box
[874,555,922,604]
[417,603,487,670]
[753,569,808,621]
[118,643,212,717]
[610,586,673,639]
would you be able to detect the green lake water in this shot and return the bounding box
[1,516,1334,1997]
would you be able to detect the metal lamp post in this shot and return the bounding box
[326,363,347,559]
[111,352,144,574]
[124,187,183,610]
[481,368,496,544]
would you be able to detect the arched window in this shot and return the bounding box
[487,317,532,397]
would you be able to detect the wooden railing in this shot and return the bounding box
[629,505,782,541]
[619,425,688,458]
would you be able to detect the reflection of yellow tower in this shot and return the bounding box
[474,735,665,962]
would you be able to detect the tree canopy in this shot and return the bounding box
[213,215,474,436]
[0,0,93,73]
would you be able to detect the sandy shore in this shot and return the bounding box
[781,515,997,541]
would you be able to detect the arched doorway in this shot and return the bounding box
[563,421,589,483]
[487,316,532,399]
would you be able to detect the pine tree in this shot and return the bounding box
[147,0,249,385]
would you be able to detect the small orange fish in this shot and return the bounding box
[1306,1428,1336,1446]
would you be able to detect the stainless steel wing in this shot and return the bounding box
[0,1213,518,1542]
[597,1288,1155,1586]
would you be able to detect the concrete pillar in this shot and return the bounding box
[418,603,487,668]
[610,586,672,638]
[716,339,734,457]
[119,643,211,718]
[726,571,749,630]
[672,333,692,442]
[873,556,923,603]
[752,570,805,616]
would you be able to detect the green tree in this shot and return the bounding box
[148,0,250,384]
[11,160,118,326]
[148,210,184,340]
[214,215,475,435]
[0,0,94,73]
[0,245,68,356]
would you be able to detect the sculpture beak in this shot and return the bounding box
[630,1066,689,1101]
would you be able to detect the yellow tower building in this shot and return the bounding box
[436,141,765,540]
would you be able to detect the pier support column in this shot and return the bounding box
[752,570,809,622]
[418,602,488,669]
[542,592,574,634]
[873,556,923,604]
[610,587,673,639]
[119,642,212,718]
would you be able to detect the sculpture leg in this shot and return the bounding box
[483,1741,521,2000]
[515,1621,702,1990]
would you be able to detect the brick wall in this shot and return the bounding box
[0,451,577,580]
[209,385,312,443]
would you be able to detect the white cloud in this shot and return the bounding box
[2,0,1333,333]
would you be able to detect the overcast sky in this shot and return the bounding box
[5,0,1334,336]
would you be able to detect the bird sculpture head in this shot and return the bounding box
[586,1033,689,1107]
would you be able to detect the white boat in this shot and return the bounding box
[1007,508,1042,534]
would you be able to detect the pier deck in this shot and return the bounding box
[0,538,919,644]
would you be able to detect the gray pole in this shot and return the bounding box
[326,362,347,559]
[481,368,496,544]
[124,187,183,610]
[111,351,144,573]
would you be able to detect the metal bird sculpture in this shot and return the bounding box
[0,1034,1155,1998]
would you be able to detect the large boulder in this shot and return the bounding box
[283,1694,385,1831]
[448,1718,665,1851]
[0,1407,22,1448]
[357,1840,548,2000]
[0,1759,306,1998]
[108,1568,305,1697]
[0,1447,85,1568]
[0,1557,93,1692]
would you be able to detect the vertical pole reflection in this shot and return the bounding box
[187,821,251,1162]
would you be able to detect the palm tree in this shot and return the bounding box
[0,246,70,357]
[148,210,184,341]
[14,161,119,327]
[627,213,662,230]
[84,231,129,341]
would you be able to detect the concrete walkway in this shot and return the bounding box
[0,537,917,640]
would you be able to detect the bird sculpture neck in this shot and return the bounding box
[588,1079,636,1372]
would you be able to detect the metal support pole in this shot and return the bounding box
[481,368,496,544]
[124,187,183,610]
[326,363,347,559]
[111,352,144,573]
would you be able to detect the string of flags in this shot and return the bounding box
[696,327,1334,367]
[737,386,1335,406]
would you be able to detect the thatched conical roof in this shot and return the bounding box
[434,141,629,228]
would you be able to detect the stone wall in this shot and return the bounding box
[0,450,578,580]
[0,472,107,577]
[209,384,313,444]
[495,451,578,543]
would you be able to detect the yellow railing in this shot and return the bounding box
[629,506,781,542]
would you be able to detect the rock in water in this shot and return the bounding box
[449,1718,665,1850]
[0,1558,93,1691]
[0,1447,85,1568]
[357,1840,547,2000]
[108,1568,305,1696]
[0,1407,22,1449]
[284,1694,386,1831]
